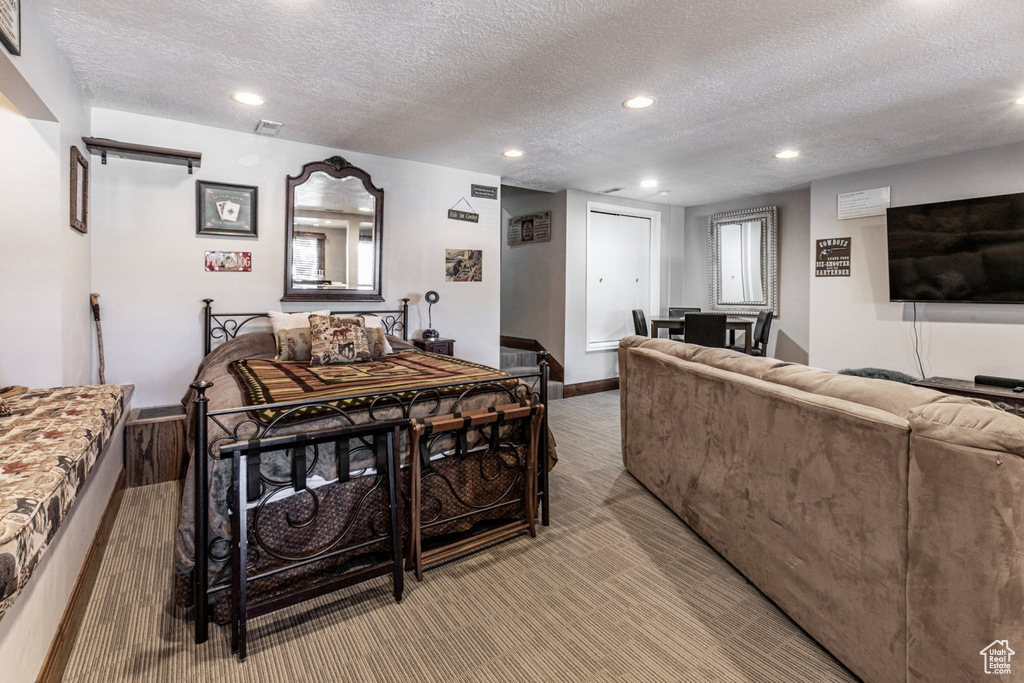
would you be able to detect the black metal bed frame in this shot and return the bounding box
[191,299,550,645]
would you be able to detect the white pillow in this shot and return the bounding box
[360,315,394,354]
[268,310,329,358]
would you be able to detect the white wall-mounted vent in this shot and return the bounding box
[255,120,284,136]
[599,187,623,194]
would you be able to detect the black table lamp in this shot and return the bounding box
[423,290,440,340]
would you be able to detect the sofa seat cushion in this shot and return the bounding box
[909,397,1024,457]
[764,364,948,419]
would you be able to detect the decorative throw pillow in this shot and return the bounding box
[268,310,329,359]
[308,315,371,364]
[276,328,313,362]
[364,327,387,359]
[360,315,395,354]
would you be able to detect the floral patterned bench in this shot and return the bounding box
[0,385,125,622]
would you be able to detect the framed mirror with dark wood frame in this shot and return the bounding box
[283,156,384,302]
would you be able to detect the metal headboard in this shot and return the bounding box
[202,297,410,356]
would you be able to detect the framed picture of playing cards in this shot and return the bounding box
[196,180,258,238]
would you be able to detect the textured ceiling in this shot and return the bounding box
[35,0,1024,206]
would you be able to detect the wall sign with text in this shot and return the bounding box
[815,238,851,277]
[448,197,479,223]
[471,184,497,200]
[508,211,551,245]
[205,251,252,272]
[837,187,890,220]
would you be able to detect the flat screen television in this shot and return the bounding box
[886,192,1024,303]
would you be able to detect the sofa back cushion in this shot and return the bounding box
[689,346,790,380]
[908,397,1024,456]
[763,364,947,419]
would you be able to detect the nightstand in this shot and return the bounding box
[412,337,455,356]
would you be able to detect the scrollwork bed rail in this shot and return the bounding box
[190,299,550,644]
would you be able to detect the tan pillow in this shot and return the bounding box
[360,315,394,354]
[308,315,371,364]
[268,309,329,359]
[275,328,312,362]
[364,327,387,359]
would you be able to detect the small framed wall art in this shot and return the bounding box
[445,249,482,282]
[196,180,258,238]
[0,0,20,56]
[70,146,89,234]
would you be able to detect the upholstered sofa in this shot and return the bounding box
[618,336,1024,683]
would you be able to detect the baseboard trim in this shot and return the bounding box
[563,378,619,398]
[36,470,126,683]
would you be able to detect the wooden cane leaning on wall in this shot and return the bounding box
[90,293,105,384]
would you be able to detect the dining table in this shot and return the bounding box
[648,315,755,353]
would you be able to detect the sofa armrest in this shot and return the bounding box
[907,431,1024,681]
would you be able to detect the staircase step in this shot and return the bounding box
[502,365,563,400]
[500,348,538,370]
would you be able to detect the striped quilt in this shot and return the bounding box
[230,351,518,421]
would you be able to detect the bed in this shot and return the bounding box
[177,300,552,643]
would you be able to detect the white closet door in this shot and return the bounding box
[586,211,651,349]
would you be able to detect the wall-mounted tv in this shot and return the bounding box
[887,192,1024,303]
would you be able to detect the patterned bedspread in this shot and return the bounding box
[0,385,125,622]
[230,351,518,421]
[176,334,554,610]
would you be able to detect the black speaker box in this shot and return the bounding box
[975,375,1024,389]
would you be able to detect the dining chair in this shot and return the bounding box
[632,309,648,337]
[683,313,728,348]
[667,307,700,340]
[750,310,774,356]
[728,310,773,356]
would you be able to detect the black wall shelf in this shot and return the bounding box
[82,137,202,174]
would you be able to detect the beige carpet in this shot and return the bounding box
[62,391,855,682]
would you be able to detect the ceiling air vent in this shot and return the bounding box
[600,187,623,194]
[255,120,284,136]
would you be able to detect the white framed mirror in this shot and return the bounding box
[708,206,778,315]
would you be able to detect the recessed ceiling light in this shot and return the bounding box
[775,149,799,159]
[624,96,656,109]
[1016,95,1024,105]
[232,92,265,106]
[640,179,658,188]
[502,149,524,158]
[658,190,671,196]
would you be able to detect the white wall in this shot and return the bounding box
[500,187,567,363]
[680,188,811,364]
[563,189,674,385]
[808,142,1024,377]
[90,109,502,406]
[0,0,91,388]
